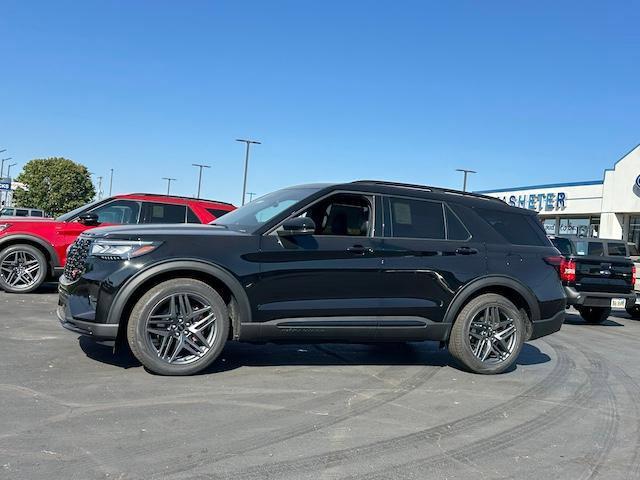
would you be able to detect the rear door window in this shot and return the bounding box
[143,202,187,224]
[15,209,29,217]
[186,208,201,223]
[387,197,445,239]
[476,208,546,246]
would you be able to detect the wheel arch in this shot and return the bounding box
[444,275,540,340]
[109,260,251,344]
[0,234,60,277]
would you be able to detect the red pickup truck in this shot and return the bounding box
[0,193,235,293]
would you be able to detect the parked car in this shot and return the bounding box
[0,193,235,293]
[0,207,46,218]
[549,235,636,323]
[58,180,566,376]
[626,242,640,317]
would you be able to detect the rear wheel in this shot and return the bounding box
[577,306,610,324]
[448,293,525,374]
[127,278,229,376]
[626,305,640,318]
[0,244,47,293]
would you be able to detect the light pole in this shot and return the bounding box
[97,176,103,200]
[456,168,477,192]
[192,164,211,199]
[1,157,12,177]
[246,192,256,203]
[109,168,114,196]
[5,163,16,207]
[236,139,261,205]
[162,177,177,195]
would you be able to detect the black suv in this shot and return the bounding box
[58,181,566,375]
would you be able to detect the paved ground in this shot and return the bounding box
[1,286,639,480]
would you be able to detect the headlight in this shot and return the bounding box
[0,224,11,232]
[89,240,160,260]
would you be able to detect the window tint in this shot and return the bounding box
[297,193,371,237]
[15,209,29,217]
[607,242,627,256]
[90,200,140,224]
[629,244,639,256]
[31,210,43,217]
[551,237,575,255]
[206,208,230,219]
[144,203,187,224]
[477,208,545,246]
[445,205,470,240]
[187,208,200,223]
[388,198,445,239]
[0,208,14,216]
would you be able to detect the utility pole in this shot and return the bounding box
[236,138,261,205]
[192,163,211,199]
[246,192,256,203]
[456,168,477,192]
[109,168,114,196]
[162,177,177,195]
[97,176,103,200]
[1,157,12,177]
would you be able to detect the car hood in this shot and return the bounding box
[81,223,251,240]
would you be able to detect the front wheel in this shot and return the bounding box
[127,278,229,375]
[577,306,610,324]
[448,293,525,374]
[0,244,48,293]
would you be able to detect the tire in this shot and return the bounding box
[0,244,48,293]
[577,306,610,324]
[448,293,525,375]
[127,278,229,376]
[626,305,640,318]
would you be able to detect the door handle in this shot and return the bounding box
[347,245,373,255]
[455,247,478,255]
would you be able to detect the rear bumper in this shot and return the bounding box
[530,310,565,340]
[564,286,636,309]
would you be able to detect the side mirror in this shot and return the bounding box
[78,212,100,226]
[278,216,316,236]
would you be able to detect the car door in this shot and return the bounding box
[378,196,486,336]
[252,191,385,339]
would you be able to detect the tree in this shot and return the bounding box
[13,158,95,217]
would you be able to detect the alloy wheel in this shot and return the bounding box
[144,292,217,365]
[0,250,42,290]
[468,305,518,364]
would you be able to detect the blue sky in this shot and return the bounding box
[1,1,638,205]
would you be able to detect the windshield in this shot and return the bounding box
[212,187,322,232]
[57,198,103,221]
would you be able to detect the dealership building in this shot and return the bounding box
[475,144,640,247]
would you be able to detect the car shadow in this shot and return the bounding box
[78,337,551,375]
[563,311,625,327]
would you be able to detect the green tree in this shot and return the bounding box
[13,157,95,217]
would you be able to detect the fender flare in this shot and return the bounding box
[107,259,252,340]
[443,275,541,325]
[0,234,61,272]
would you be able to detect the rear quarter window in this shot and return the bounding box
[206,208,231,219]
[476,208,546,246]
[551,237,575,255]
[607,242,627,256]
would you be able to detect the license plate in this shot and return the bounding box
[611,298,626,309]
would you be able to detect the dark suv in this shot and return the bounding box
[58,181,566,375]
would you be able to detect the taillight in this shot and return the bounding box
[560,258,576,282]
[545,255,575,282]
[633,265,636,287]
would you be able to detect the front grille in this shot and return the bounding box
[64,237,92,282]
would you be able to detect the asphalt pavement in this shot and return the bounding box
[1,285,639,479]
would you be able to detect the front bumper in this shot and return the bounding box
[58,277,119,340]
[564,286,636,309]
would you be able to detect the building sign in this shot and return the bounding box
[0,177,11,191]
[495,192,566,212]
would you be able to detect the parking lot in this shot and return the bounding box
[1,287,639,480]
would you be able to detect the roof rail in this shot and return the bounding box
[351,180,505,204]
[123,193,235,206]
